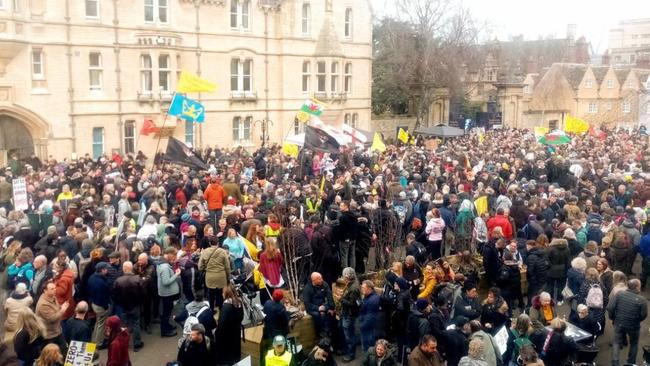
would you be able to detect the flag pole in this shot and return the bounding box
[151,93,176,172]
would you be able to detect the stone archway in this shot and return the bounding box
[0,104,51,164]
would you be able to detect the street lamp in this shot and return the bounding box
[255,118,274,147]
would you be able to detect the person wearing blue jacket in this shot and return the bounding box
[359,280,382,352]
[87,262,112,348]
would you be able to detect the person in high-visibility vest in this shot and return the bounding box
[263,335,295,366]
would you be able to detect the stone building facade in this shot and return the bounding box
[0,0,373,162]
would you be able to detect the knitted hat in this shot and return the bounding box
[272,289,284,302]
[415,299,429,311]
[14,283,27,296]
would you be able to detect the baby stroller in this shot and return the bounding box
[572,342,599,366]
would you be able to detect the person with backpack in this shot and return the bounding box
[174,290,216,343]
[504,314,533,366]
[7,248,35,292]
[575,268,607,336]
[405,233,428,267]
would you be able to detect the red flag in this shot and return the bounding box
[140,119,159,136]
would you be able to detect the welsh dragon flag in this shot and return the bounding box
[300,98,325,116]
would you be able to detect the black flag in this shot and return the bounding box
[164,137,208,171]
[304,126,340,154]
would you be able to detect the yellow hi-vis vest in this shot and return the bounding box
[265,225,281,238]
[265,349,292,366]
[306,198,321,214]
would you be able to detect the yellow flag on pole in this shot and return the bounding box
[564,115,590,134]
[371,133,386,152]
[534,126,549,137]
[176,70,217,93]
[281,143,299,158]
[397,128,409,144]
[474,196,488,216]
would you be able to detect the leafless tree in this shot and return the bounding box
[374,0,483,127]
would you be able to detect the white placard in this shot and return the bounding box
[64,340,96,366]
[234,356,252,366]
[12,178,28,211]
[494,326,509,356]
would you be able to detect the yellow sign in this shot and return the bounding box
[64,341,96,366]
[534,126,549,137]
[281,143,299,158]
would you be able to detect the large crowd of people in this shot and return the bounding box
[0,127,649,366]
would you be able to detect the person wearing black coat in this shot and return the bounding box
[568,304,599,345]
[302,272,336,338]
[360,340,397,366]
[310,220,339,286]
[497,253,524,310]
[546,237,571,303]
[541,319,577,366]
[482,239,504,286]
[441,317,470,366]
[480,288,509,334]
[177,324,212,366]
[262,290,290,341]
[214,286,245,365]
[525,244,550,303]
[452,282,481,323]
[408,299,432,349]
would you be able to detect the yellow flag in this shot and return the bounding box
[474,196,488,216]
[295,111,311,123]
[479,134,485,144]
[176,70,217,93]
[397,128,409,144]
[534,126,549,137]
[281,143,299,158]
[564,115,589,134]
[371,132,386,152]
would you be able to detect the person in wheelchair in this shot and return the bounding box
[568,304,599,346]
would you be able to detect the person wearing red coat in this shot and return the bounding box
[487,208,513,240]
[54,259,76,320]
[105,316,131,366]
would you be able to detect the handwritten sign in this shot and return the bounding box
[64,341,96,366]
[11,178,28,211]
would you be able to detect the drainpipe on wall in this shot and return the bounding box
[113,0,123,153]
[65,0,76,154]
[195,2,202,149]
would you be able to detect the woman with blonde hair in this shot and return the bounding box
[13,308,47,366]
[34,343,63,366]
[258,237,284,292]
[459,338,489,366]
[0,240,23,290]
[246,223,265,250]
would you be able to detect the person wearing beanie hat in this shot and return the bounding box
[105,315,131,366]
[4,282,33,342]
[407,297,433,350]
[339,267,361,362]
[262,288,290,342]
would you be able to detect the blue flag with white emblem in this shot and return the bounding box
[168,93,205,123]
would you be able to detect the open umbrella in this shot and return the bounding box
[538,131,571,145]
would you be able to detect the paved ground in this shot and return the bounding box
[92,290,650,366]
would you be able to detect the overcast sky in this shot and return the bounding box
[371,0,649,53]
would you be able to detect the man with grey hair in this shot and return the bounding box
[338,267,360,362]
[607,278,648,365]
[31,254,53,303]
